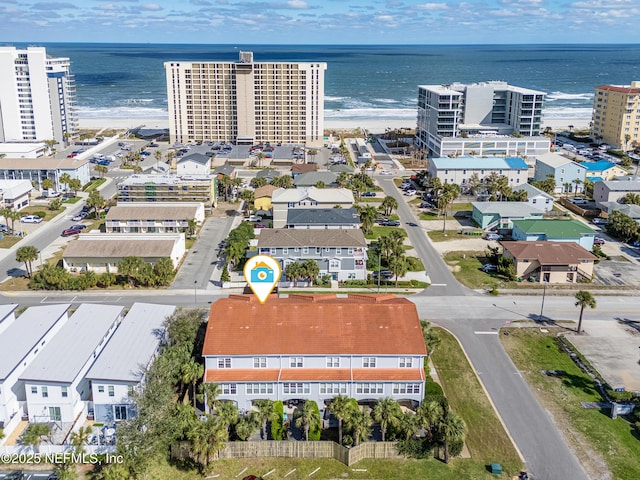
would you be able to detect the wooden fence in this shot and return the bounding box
[172,440,402,466]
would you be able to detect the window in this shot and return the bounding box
[42,386,48,398]
[356,383,383,394]
[283,248,288,255]
[336,248,342,255]
[114,405,128,421]
[319,383,348,394]
[290,357,303,368]
[61,386,68,398]
[363,357,376,368]
[31,386,37,394]
[246,383,274,395]
[393,383,421,395]
[326,356,340,368]
[283,383,310,394]
[108,386,115,397]
[98,385,104,393]
[303,247,309,254]
[218,358,231,368]
[128,386,134,396]
[253,357,267,368]
[399,357,413,368]
[221,384,237,395]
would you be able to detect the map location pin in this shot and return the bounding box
[243,254,282,304]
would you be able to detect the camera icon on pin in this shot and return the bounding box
[250,263,274,283]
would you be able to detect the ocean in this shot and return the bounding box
[10,43,640,125]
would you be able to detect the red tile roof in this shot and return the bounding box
[205,369,280,382]
[596,85,640,95]
[203,294,427,357]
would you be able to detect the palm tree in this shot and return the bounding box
[256,152,266,168]
[372,398,402,442]
[69,425,92,453]
[254,399,276,440]
[295,400,321,441]
[307,148,318,163]
[95,164,108,178]
[87,190,105,218]
[198,382,221,413]
[572,179,583,197]
[336,172,352,188]
[381,196,398,217]
[215,401,239,437]
[117,256,144,287]
[389,255,409,287]
[625,133,632,151]
[399,411,420,440]
[438,184,460,233]
[59,173,72,194]
[186,218,198,238]
[181,359,204,408]
[574,290,596,334]
[22,423,51,453]
[346,407,371,446]
[328,395,353,446]
[622,193,640,206]
[301,259,320,286]
[285,261,303,287]
[437,411,467,464]
[358,205,377,235]
[239,189,255,216]
[188,414,227,469]
[235,412,259,441]
[16,245,39,278]
[417,400,443,439]
[420,320,441,356]
[68,178,82,197]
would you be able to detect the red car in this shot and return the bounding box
[254,224,267,229]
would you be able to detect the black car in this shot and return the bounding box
[385,220,401,227]
[362,191,377,197]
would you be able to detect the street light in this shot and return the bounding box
[194,280,197,306]
[539,281,547,322]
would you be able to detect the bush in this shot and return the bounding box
[397,437,436,458]
[449,439,464,457]
[97,272,117,288]
[33,211,47,219]
[406,256,425,271]
[307,401,322,441]
[49,198,62,211]
[271,401,285,441]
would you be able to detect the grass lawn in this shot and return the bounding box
[63,196,82,204]
[420,211,456,221]
[0,235,22,249]
[501,328,640,479]
[358,197,383,203]
[432,327,523,475]
[427,230,468,242]
[443,251,515,289]
[83,177,107,192]
[364,226,407,240]
[451,202,473,212]
[19,206,63,222]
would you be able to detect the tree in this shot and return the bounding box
[68,178,82,197]
[532,174,556,194]
[270,175,293,188]
[239,189,255,216]
[438,183,460,232]
[256,151,266,168]
[87,190,105,218]
[307,148,318,163]
[381,196,398,217]
[417,400,444,440]
[625,133,632,151]
[254,399,276,440]
[59,173,72,193]
[22,423,51,453]
[621,193,640,206]
[301,259,320,285]
[389,255,409,287]
[358,205,377,235]
[250,176,267,188]
[153,257,176,286]
[467,173,483,196]
[606,210,640,242]
[181,359,204,408]
[215,400,239,438]
[117,256,145,287]
[186,218,198,238]
[372,398,402,442]
[69,425,92,453]
[41,177,55,192]
[285,261,304,286]
[336,172,352,188]
[235,412,260,441]
[399,411,420,440]
[572,178,583,197]
[345,407,371,446]
[198,382,221,413]
[574,290,596,334]
[295,400,321,441]
[95,165,108,178]
[420,320,441,356]
[16,245,39,278]
[188,414,227,470]
[328,395,353,446]
[437,410,467,463]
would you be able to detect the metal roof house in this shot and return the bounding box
[512,183,554,212]
[177,153,212,175]
[19,304,123,425]
[427,157,529,192]
[285,208,360,229]
[86,303,176,423]
[471,202,543,231]
[533,153,585,194]
[271,187,354,228]
[511,219,597,251]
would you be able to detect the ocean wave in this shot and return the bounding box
[372,98,399,104]
[76,106,168,119]
[541,107,593,120]
[325,107,417,120]
[123,98,155,104]
[546,91,594,102]
[324,95,349,102]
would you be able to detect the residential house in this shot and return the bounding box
[19,304,123,424]
[427,157,529,190]
[255,168,280,182]
[329,164,355,173]
[0,179,33,211]
[177,153,211,175]
[105,203,204,233]
[86,303,176,423]
[213,163,237,180]
[0,157,90,193]
[285,208,360,229]
[291,163,318,177]
[257,229,367,281]
[593,180,640,208]
[582,160,628,183]
[293,171,338,188]
[471,202,544,231]
[117,174,217,208]
[533,153,585,194]
[63,233,186,273]
[271,187,355,228]
[0,304,71,440]
[501,241,596,283]
[512,183,554,212]
[202,294,427,413]
[254,185,279,212]
[599,202,640,222]
[511,219,597,251]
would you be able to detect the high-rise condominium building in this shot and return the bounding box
[592,82,640,150]
[415,81,547,158]
[165,51,326,146]
[0,47,77,145]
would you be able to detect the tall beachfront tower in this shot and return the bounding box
[415,81,547,158]
[165,51,327,146]
[592,82,640,150]
[0,46,77,145]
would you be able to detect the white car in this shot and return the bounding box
[485,233,503,241]
[20,215,43,223]
[379,170,393,175]
[404,189,416,196]
[72,212,88,221]
[244,215,260,222]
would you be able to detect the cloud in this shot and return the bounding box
[190,0,212,4]
[31,2,76,9]
[141,3,161,10]
[416,2,448,10]
[288,0,308,8]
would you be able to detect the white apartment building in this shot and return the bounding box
[427,156,529,190]
[165,51,326,146]
[19,304,123,424]
[416,81,548,157]
[0,46,77,145]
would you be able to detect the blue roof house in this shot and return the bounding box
[534,153,585,194]
[582,160,628,183]
[427,156,529,192]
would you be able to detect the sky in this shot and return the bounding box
[1,0,640,45]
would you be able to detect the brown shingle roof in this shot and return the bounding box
[254,184,279,199]
[64,237,177,259]
[105,204,200,221]
[257,228,366,248]
[203,294,427,357]
[501,241,597,264]
[292,163,318,174]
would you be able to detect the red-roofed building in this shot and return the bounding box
[593,82,640,149]
[202,294,427,412]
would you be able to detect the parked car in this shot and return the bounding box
[61,228,82,237]
[481,264,498,272]
[72,212,88,221]
[254,224,267,229]
[244,215,261,222]
[404,189,417,196]
[485,233,503,241]
[20,215,43,223]
[571,197,589,205]
[372,270,393,279]
[380,170,393,175]
[593,237,606,246]
[69,224,87,231]
[385,220,401,227]
[592,218,607,225]
[362,191,377,197]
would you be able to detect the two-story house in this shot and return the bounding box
[285,208,360,229]
[19,304,123,424]
[271,187,355,228]
[582,160,628,183]
[0,304,71,440]
[593,179,640,208]
[257,229,367,281]
[511,219,597,251]
[512,183,554,212]
[104,202,205,233]
[427,157,529,191]
[202,294,428,414]
[177,153,211,175]
[533,153,585,194]
[86,303,176,423]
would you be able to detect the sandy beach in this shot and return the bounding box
[78,116,591,135]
